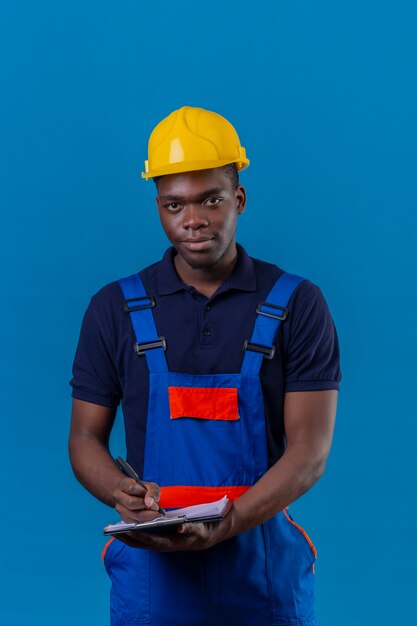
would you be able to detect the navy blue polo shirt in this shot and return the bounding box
[70,244,341,473]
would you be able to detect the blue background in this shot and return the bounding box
[1,1,416,624]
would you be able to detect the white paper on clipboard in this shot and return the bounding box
[103,495,231,535]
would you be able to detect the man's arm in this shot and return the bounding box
[68,399,161,522]
[227,389,338,534]
[116,389,338,551]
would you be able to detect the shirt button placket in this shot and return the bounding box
[202,301,212,344]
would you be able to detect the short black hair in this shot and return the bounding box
[221,163,240,189]
[153,163,240,189]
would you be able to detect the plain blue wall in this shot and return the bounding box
[1,1,416,624]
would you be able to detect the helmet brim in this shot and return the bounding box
[142,157,250,181]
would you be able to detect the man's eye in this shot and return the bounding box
[203,197,222,206]
[165,202,181,210]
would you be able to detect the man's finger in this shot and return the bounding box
[176,523,192,534]
[117,504,162,523]
[143,482,161,510]
[118,477,146,497]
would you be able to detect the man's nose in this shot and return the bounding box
[182,204,209,229]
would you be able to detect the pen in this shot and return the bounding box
[115,456,166,516]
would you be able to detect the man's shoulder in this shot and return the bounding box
[87,258,163,310]
[90,278,124,305]
[249,253,319,304]
[83,280,124,328]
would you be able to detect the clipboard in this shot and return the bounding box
[103,495,232,535]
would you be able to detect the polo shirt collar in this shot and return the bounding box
[157,244,257,295]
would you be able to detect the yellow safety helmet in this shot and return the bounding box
[142,106,250,180]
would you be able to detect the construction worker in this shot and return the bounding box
[69,106,341,626]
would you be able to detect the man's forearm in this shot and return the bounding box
[218,389,338,542]
[221,444,327,540]
[69,434,123,507]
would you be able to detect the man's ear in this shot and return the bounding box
[236,185,246,215]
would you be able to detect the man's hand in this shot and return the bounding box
[112,477,162,524]
[114,499,240,552]
[115,523,212,552]
[114,506,236,552]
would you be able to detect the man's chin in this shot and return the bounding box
[176,249,219,270]
[180,256,216,271]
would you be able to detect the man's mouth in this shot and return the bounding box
[181,237,215,251]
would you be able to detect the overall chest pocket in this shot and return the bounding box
[169,386,239,421]
[167,385,243,485]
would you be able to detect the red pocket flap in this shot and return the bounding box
[168,386,239,421]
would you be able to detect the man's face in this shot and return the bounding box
[156,168,246,270]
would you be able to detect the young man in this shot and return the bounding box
[69,106,341,626]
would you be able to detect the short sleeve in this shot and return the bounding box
[70,292,122,407]
[282,282,341,392]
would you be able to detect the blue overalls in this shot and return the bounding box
[102,272,317,626]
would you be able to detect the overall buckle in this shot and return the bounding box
[124,295,155,312]
[256,301,288,321]
[243,339,275,360]
[134,337,167,356]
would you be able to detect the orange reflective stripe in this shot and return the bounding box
[283,508,317,558]
[101,537,115,561]
[168,386,238,421]
[159,485,250,508]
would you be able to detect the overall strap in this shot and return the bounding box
[241,272,305,376]
[118,274,168,373]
